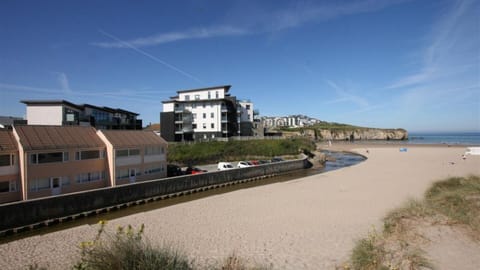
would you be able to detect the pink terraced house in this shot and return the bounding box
[97,130,168,186]
[0,130,21,203]
[13,125,109,200]
[0,125,168,204]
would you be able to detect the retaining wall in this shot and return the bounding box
[0,159,310,232]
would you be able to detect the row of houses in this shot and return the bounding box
[0,126,167,204]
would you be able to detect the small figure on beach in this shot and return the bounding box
[462,154,467,160]
[366,149,369,154]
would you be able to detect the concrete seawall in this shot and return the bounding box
[0,159,310,232]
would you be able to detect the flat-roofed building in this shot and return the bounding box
[161,85,259,142]
[0,130,21,203]
[13,125,109,200]
[97,130,167,186]
[21,100,142,130]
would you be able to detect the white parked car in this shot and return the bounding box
[237,161,252,168]
[217,162,234,170]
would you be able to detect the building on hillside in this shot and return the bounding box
[13,125,109,200]
[0,130,21,203]
[261,115,322,129]
[97,130,167,186]
[160,85,260,142]
[21,100,142,130]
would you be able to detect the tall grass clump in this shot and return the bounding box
[425,175,480,233]
[73,221,192,270]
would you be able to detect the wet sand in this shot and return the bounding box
[0,144,478,269]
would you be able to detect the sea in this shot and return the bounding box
[407,132,480,146]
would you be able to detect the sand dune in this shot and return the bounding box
[0,145,478,269]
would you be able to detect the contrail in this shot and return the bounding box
[98,29,203,83]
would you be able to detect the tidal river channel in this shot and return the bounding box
[1,151,365,243]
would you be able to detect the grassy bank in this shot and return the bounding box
[344,175,480,270]
[167,138,315,166]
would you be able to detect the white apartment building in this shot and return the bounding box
[161,85,258,142]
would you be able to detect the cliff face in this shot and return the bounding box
[284,128,408,141]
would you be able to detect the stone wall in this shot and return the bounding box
[0,159,309,232]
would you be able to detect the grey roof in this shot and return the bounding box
[177,85,231,94]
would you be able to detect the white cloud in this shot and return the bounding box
[91,1,408,49]
[96,30,203,83]
[92,26,247,48]
[323,79,370,108]
[54,72,72,93]
[388,0,478,90]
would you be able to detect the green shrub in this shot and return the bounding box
[168,138,315,165]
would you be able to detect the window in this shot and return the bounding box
[203,123,207,129]
[129,149,140,156]
[215,91,219,98]
[211,123,215,128]
[30,178,50,191]
[116,149,129,157]
[116,168,129,180]
[185,95,190,101]
[144,165,163,175]
[30,152,67,164]
[0,181,10,193]
[192,124,197,129]
[192,103,196,108]
[62,177,70,186]
[203,113,206,119]
[76,171,105,183]
[211,112,214,118]
[208,92,211,99]
[246,105,251,110]
[145,146,164,155]
[0,154,13,167]
[76,150,100,160]
[195,94,200,100]
[193,113,197,119]
[116,149,140,157]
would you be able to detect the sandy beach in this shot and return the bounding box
[1,144,479,269]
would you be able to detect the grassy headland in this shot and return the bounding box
[167,138,315,166]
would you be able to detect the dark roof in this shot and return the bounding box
[14,125,105,151]
[0,130,18,151]
[177,85,231,94]
[21,100,139,116]
[21,100,83,110]
[100,130,167,147]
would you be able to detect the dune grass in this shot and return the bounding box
[346,175,480,270]
[71,222,270,270]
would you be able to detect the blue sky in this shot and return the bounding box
[1,0,478,132]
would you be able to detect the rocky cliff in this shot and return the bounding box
[283,128,408,141]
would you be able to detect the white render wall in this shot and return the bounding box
[26,106,63,125]
[179,88,226,101]
[190,102,222,132]
[163,102,174,112]
[238,101,253,122]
